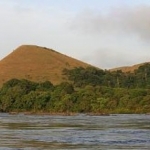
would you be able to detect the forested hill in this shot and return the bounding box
[0,63,150,114]
[63,63,150,88]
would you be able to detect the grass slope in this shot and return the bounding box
[0,45,90,86]
[110,62,150,73]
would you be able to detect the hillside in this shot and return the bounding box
[0,46,150,113]
[110,62,150,73]
[0,45,90,86]
[1,63,150,113]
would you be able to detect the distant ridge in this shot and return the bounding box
[110,62,150,73]
[0,45,91,86]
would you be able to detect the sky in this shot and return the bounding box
[0,0,150,69]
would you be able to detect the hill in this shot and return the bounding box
[0,46,150,114]
[0,45,91,86]
[110,62,149,73]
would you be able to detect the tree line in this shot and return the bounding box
[63,63,150,89]
[0,63,150,114]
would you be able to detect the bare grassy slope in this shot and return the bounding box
[0,45,90,86]
[110,62,149,73]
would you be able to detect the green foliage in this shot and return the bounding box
[0,63,150,114]
[37,81,53,91]
[63,63,150,88]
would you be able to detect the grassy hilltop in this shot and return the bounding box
[0,45,90,86]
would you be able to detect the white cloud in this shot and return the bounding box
[71,5,150,41]
[70,5,150,68]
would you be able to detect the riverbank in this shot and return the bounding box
[6,111,150,116]
[8,111,112,116]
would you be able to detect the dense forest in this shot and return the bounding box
[0,63,150,114]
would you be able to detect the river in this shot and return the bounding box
[0,113,150,150]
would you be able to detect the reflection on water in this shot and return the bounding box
[0,113,150,150]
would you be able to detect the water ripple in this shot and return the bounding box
[0,113,150,150]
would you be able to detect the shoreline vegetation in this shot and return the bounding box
[8,112,109,116]
[0,64,150,114]
[8,111,150,116]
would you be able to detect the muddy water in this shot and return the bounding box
[0,113,150,150]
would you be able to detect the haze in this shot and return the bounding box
[0,0,150,69]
